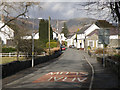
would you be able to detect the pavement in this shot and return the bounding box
[2,48,119,89]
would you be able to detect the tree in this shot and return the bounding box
[7,22,32,60]
[0,2,40,29]
[39,19,53,41]
[110,2,120,23]
[76,1,120,23]
[61,22,69,37]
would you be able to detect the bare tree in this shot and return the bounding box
[0,2,40,29]
[110,2,120,23]
[75,1,120,23]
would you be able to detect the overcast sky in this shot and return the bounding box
[27,2,111,20]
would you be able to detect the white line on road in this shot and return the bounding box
[56,72,59,75]
[72,78,76,82]
[77,78,87,82]
[62,77,67,81]
[60,72,63,75]
[66,72,69,75]
[84,55,95,90]
[48,77,53,81]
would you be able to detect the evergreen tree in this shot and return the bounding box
[61,22,69,37]
[39,19,53,41]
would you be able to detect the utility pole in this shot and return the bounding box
[32,8,35,67]
[48,16,51,55]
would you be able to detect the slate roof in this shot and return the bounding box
[95,20,114,28]
[77,25,91,34]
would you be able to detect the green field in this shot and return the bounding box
[0,57,26,64]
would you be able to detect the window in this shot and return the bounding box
[88,40,94,47]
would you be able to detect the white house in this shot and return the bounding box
[68,25,90,49]
[53,31,58,40]
[84,20,119,49]
[22,32,39,40]
[56,33,67,44]
[0,21,14,44]
[69,20,117,49]
[67,34,75,47]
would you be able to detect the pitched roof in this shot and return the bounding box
[95,20,114,28]
[87,28,119,36]
[77,25,91,34]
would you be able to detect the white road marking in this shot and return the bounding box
[62,77,67,81]
[77,78,87,82]
[48,77,53,81]
[66,72,69,75]
[72,78,76,82]
[47,72,54,75]
[84,55,95,90]
[60,72,63,75]
[76,72,79,75]
[51,72,54,75]
[80,72,88,75]
[56,72,59,75]
[54,77,64,81]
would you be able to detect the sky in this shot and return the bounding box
[0,1,112,21]
[28,2,111,20]
[28,2,85,20]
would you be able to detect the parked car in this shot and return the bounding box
[62,46,66,50]
[69,45,72,48]
[71,45,74,48]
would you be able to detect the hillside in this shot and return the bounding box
[3,17,97,35]
[66,18,97,33]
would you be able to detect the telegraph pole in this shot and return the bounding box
[48,16,51,55]
[32,8,35,67]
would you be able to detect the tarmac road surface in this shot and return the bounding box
[2,48,119,89]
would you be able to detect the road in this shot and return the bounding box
[2,48,119,89]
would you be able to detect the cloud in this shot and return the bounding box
[51,3,64,11]
[29,2,110,20]
[36,2,77,19]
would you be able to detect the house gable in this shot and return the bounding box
[84,24,100,36]
[0,21,14,44]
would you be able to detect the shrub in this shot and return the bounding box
[87,46,91,50]
[2,47,16,53]
[34,40,45,54]
[62,41,67,46]
[95,48,107,54]
[46,42,58,48]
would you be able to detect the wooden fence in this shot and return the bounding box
[0,52,46,57]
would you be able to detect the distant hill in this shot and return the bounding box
[3,17,97,35]
[66,18,97,33]
[50,18,97,34]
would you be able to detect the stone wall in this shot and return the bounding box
[2,50,62,78]
[108,39,120,47]
[96,57,120,78]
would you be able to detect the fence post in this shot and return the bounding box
[9,53,11,57]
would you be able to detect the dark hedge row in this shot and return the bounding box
[2,50,62,78]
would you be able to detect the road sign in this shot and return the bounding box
[98,29,110,45]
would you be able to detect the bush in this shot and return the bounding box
[88,46,91,50]
[2,47,16,53]
[46,42,58,48]
[34,40,45,54]
[108,54,120,62]
[95,48,107,54]
[62,41,67,46]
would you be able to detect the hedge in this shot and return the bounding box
[46,42,58,48]
[2,47,16,53]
